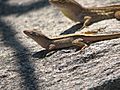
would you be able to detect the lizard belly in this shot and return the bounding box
[61,9,80,22]
[53,38,74,49]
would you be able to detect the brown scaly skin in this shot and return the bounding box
[23,30,120,51]
[49,0,120,30]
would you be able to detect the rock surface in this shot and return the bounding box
[0,0,120,90]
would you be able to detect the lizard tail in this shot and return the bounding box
[87,33,120,42]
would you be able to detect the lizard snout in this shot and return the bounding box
[23,30,28,34]
[23,30,33,36]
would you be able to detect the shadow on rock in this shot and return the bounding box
[60,23,83,35]
[0,0,50,89]
[0,0,50,16]
[32,47,77,59]
[32,50,57,59]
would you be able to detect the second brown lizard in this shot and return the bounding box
[49,0,120,31]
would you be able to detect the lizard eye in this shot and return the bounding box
[30,32,38,36]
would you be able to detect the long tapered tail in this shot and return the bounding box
[87,33,120,42]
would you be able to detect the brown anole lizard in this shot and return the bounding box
[49,0,120,31]
[23,30,120,51]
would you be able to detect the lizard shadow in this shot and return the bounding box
[60,22,95,35]
[60,23,83,35]
[32,47,80,59]
[32,50,57,59]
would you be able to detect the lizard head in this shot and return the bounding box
[49,0,83,22]
[23,30,48,39]
[23,30,52,50]
[49,0,81,8]
[24,30,44,38]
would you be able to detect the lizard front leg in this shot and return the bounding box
[79,16,99,34]
[72,38,88,51]
[81,16,92,29]
[114,11,120,20]
[48,44,56,51]
[79,16,107,34]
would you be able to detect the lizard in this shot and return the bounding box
[49,0,120,33]
[23,30,120,51]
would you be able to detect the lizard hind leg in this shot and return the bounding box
[115,11,120,20]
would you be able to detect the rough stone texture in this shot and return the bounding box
[0,0,120,90]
